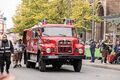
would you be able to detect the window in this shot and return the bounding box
[42,27,76,37]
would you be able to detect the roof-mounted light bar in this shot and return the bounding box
[64,19,74,25]
[42,19,47,25]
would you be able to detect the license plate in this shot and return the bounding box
[48,56,58,59]
[31,54,37,61]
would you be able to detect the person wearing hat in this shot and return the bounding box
[0,34,14,74]
[100,40,112,64]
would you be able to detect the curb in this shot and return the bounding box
[83,64,120,71]
[83,63,120,71]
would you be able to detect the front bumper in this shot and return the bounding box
[41,55,85,60]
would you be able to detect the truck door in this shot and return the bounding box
[31,30,39,54]
[26,30,32,51]
[23,31,27,46]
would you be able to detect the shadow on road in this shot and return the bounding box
[13,66,76,73]
[12,66,85,73]
[45,67,74,72]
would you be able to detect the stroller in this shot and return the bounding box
[107,46,120,64]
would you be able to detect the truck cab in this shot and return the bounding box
[23,20,85,72]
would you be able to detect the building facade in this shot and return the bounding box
[86,0,120,42]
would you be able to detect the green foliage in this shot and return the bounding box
[13,0,101,34]
[70,0,101,31]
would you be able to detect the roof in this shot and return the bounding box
[24,29,30,31]
[23,24,75,31]
[42,24,75,28]
[102,15,120,24]
[24,25,40,31]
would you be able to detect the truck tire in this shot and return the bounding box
[73,60,82,72]
[26,52,31,68]
[26,61,31,68]
[24,50,27,64]
[39,60,46,72]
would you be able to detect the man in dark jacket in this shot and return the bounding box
[0,34,14,74]
[114,41,120,63]
[114,41,120,53]
[90,40,96,62]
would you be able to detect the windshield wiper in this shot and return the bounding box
[43,33,49,36]
[59,34,67,37]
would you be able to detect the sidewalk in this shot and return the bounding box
[83,60,120,71]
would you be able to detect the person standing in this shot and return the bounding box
[114,41,120,53]
[100,40,111,64]
[18,39,24,67]
[90,40,96,63]
[13,41,19,68]
[114,41,120,61]
[0,34,14,74]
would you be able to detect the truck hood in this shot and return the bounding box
[41,36,78,45]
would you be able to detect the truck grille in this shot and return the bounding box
[58,40,72,53]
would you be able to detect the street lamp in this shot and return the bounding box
[0,13,6,34]
[91,0,95,40]
[88,0,95,40]
[68,0,70,18]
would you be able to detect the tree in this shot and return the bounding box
[70,0,101,31]
[13,0,101,35]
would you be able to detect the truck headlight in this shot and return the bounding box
[67,41,71,45]
[46,48,51,53]
[60,41,63,44]
[79,49,83,54]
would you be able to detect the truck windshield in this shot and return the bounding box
[42,27,76,37]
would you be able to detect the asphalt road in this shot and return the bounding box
[8,64,120,80]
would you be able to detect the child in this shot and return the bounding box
[13,41,19,68]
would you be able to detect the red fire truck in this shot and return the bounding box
[23,20,85,72]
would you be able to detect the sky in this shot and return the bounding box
[0,0,21,29]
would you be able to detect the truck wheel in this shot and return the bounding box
[73,60,82,72]
[24,50,27,64]
[39,60,46,72]
[117,56,120,64]
[26,52,31,68]
[26,61,31,68]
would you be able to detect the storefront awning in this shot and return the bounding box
[102,15,120,25]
